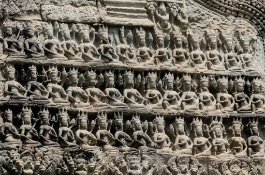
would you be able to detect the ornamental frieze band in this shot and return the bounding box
[0,0,265,174]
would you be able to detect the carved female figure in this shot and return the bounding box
[4,64,27,100]
[188,29,207,71]
[131,115,154,149]
[210,118,230,157]
[153,116,172,153]
[162,73,181,112]
[153,2,171,31]
[117,26,138,66]
[180,75,199,112]
[104,71,128,108]
[249,79,265,113]
[238,29,257,72]
[136,29,154,66]
[228,119,247,157]
[1,109,22,148]
[27,65,49,103]
[75,113,97,150]
[85,70,109,108]
[145,72,163,111]
[233,77,251,113]
[60,25,83,62]
[172,117,193,155]
[154,32,173,67]
[114,112,134,151]
[220,29,242,71]
[78,27,102,63]
[58,109,77,148]
[191,118,211,156]
[216,77,235,112]
[38,109,59,146]
[123,71,146,109]
[247,119,264,157]
[43,25,67,61]
[3,24,23,56]
[171,29,190,68]
[24,26,44,58]
[19,107,41,146]
[96,113,116,151]
[67,68,91,109]
[198,76,216,112]
[46,66,70,106]
[205,29,226,71]
[97,26,121,64]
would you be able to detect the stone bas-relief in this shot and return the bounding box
[1,0,265,174]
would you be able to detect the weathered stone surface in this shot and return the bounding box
[0,0,265,174]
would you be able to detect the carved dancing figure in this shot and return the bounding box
[43,25,67,61]
[172,117,192,155]
[24,26,45,58]
[123,71,146,109]
[180,74,199,112]
[247,119,264,157]
[198,76,216,112]
[46,66,70,106]
[85,70,109,108]
[75,112,97,150]
[249,78,265,113]
[233,77,251,113]
[104,71,128,108]
[162,73,181,112]
[205,29,226,71]
[191,118,211,156]
[216,77,235,112]
[145,72,163,111]
[27,65,49,103]
[67,68,91,109]
[4,64,27,101]
[38,108,59,146]
[228,118,247,157]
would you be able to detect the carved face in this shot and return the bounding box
[7,68,15,80]
[195,126,203,136]
[252,84,260,93]
[176,124,185,134]
[46,28,53,38]
[156,121,164,132]
[107,77,114,87]
[41,114,49,125]
[23,114,31,125]
[70,73,78,85]
[115,120,123,129]
[61,116,68,127]
[63,30,71,40]
[251,125,258,135]
[134,120,142,130]
[236,81,244,92]
[234,125,241,136]
[157,36,164,47]
[30,68,37,80]
[87,73,97,86]
[166,79,173,89]
[139,36,146,47]
[5,112,12,122]
[214,127,222,137]
[99,119,108,130]
[5,26,12,36]
[26,28,34,37]
[80,119,87,129]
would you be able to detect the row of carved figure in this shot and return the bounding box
[0,149,261,175]
[1,64,265,113]
[1,20,258,72]
[0,107,264,158]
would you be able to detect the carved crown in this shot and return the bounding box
[132,114,141,123]
[68,68,78,77]
[98,25,108,39]
[77,111,88,121]
[114,112,123,122]
[29,65,37,72]
[164,73,174,82]
[248,118,258,128]
[104,71,114,80]
[192,117,203,128]
[200,75,208,85]
[5,108,13,115]
[97,112,107,123]
[47,66,59,76]
[123,71,134,80]
[146,72,157,82]
[154,115,165,124]
[38,108,49,117]
[21,106,32,116]
[182,74,191,82]
[234,76,245,84]
[6,64,15,73]
[252,78,262,87]
[58,108,69,119]
[217,76,228,86]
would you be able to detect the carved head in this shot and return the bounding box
[68,68,79,85]
[126,30,133,43]
[78,112,88,129]
[4,108,13,122]
[137,28,146,47]
[154,116,165,132]
[206,29,218,48]
[98,26,109,44]
[248,118,259,135]
[86,70,97,86]
[155,32,164,47]
[234,77,245,92]
[21,106,33,125]
[47,66,60,83]
[199,75,209,89]
[132,114,142,131]
[58,109,69,127]
[44,25,54,38]
[97,112,108,130]
[174,117,185,134]
[6,64,16,80]
[114,112,123,130]
[217,76,228,91]
[39,108,50,125]
[25,26,35,38]
[29,65,37,81]
[61,25,71,40]
[171,28,183,47]
[104,71,114,88]
[230,118,243,137]
[181,74,192,91]
[123,71,134,87]
[146,72,157,89]
[252,78,262,93]
[191,117,203,137]
[164,73,174,90]
[210,117,225,138]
